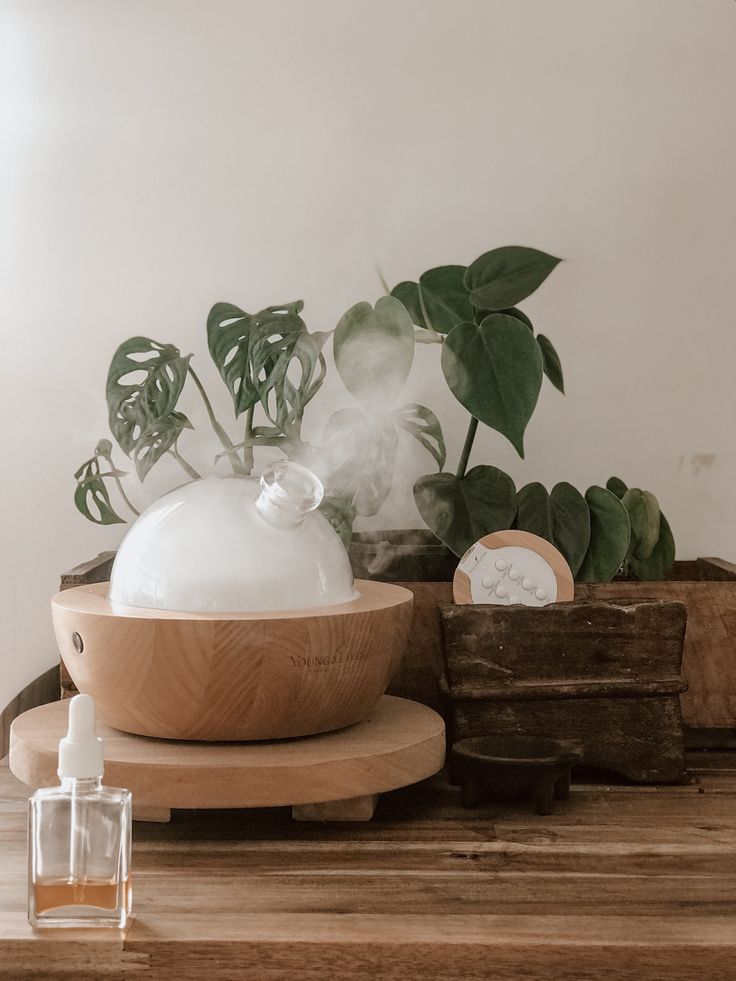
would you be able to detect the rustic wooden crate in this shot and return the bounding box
[439,600,688,782]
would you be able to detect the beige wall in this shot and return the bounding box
[2,0,735,710]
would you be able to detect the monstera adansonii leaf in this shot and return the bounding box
[74,455,126,525]
[333,296,415,412]
[393,403,446,471]
[464,246,561,310]
[577,485,631,582]
[133,411,193,481]
[208,300,327,435]
[515,481,590,576]
[106,337,190,455]
[441,314,543,457]
[391,265,473,334]
[414,465,517,557]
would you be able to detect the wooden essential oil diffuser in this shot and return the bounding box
[52,579,414,742]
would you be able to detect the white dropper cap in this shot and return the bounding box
[58,694,104,779]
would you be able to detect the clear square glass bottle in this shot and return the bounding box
[28,694,132,928]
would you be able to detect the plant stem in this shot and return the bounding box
[456,416,478,480]
[242,405,254,473]
[417,284,437,334]
[111,473,140,517]
[187,365,246,475]
[168,448,201,481]
[375,264,391,296]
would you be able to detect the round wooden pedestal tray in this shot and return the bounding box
[9,696,445,823]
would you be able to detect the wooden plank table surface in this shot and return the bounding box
[1,752,736,980]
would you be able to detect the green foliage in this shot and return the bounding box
[391,265,473,334]
[321,409,398,518]
[75,241,676,586]
[394,403,446,472]
[629,513,676,580]
[208,300,327,439]
[514,481,590,576]
[536,334,564,393]
[547,482,591,576]
[133,411,192,481]
[515,481,553,539]
[577,486,630,582]
[441,314,543,457]
[464,246,561,310]
[622,487,661,560]
[106,338,190,456]
[608,476,675,580]
[333,297,414,411]
[606,475,628,499]
[414,466,517,557]
[73,444,127,525]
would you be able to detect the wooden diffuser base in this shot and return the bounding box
[9,696,446,822]
[51,580,413,741]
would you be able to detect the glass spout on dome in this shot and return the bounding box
[255,462,324,529]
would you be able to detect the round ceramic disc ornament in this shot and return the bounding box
[453,530,574,607]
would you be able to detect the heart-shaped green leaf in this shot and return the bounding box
[549,482,590,576]
[322,408,398,517]
[475,306,534,330]
[74,456,126,525]
[414,465,517,557]
[514,481,590,576]
[133,411,193,481]
[577,486,631,582]
[537,334,564,393]
[391,266,473,335]
[606,475,628,500]
[418,265,473,333]
[334,296,414,411]
[622,488,661,560]
[465,246,561,310]
[390,281,424,328]
[106,338,189,455]
[629,512,675,581]
[515,482,553,539]
[441,314,543,457]
[394,402,446,471]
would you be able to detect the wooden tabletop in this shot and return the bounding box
[1,753,735,981]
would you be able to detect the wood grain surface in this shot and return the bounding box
[52,580,413,740]
[1,752,736,979]
[9,696,446,810]
[390,577,736,737]
[575,579,736,729]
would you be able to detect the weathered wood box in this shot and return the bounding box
[440,600,688,782]
[364,558,736,748]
